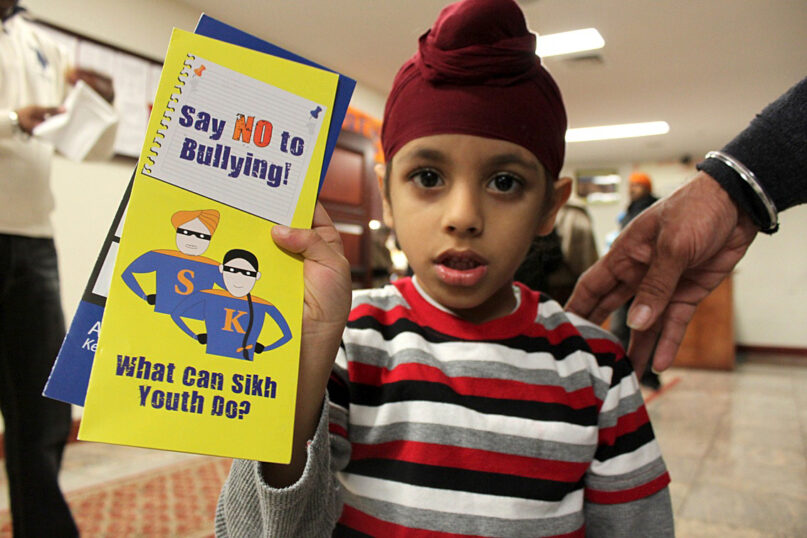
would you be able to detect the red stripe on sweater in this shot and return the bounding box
[348,361,598,408]
[348,300,581,345]
[339,504,484,538]
[328,422,347,438]
[598,405,650,446]
[585,472,671,504]
[350,439,589,482]
[340,504,587,537]
[584,337,625,358]
[349,300,627,363]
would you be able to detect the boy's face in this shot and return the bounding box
[175,217,212,255]
[380,134,570,323]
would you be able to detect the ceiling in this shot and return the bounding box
[176,0,807,167]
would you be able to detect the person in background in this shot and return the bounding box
[215,0,673,535]
[0,1,114,535]
[567,76,807,376]
[611,171,661,389]
[369,221,395,288]
[620,172,658,229]
[515,188,599,304]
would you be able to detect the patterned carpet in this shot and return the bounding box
[0,456,231,537]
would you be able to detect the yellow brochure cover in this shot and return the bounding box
[79,28,339,462]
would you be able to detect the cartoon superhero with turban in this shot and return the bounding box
[121,209,223,316]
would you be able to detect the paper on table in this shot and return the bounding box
[33,79,118,161]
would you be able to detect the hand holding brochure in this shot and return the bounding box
[78,28,342,462]
[33,79,118,161]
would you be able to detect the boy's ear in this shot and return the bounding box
[375,162,395,229]
[536,176,573,236]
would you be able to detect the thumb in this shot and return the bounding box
[271,224,341,266]
[627,253,687,331]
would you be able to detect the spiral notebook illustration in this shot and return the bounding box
[43,15,356,408]
[76,28,342,462]
[142,51,326,225]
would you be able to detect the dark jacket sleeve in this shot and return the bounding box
[697,76,807,233]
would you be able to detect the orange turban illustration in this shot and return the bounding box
[171,209,220,234]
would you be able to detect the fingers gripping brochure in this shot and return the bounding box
[76,28,341,462]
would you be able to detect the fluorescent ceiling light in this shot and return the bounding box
[536,28,604,57]
[566,121,670,142]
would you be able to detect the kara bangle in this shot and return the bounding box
[705,150,779,232]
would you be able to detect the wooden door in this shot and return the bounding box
[318,130,382,288]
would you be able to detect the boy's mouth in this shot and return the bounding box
[433,250,488,287]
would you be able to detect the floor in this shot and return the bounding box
[647,353,807,537]
[0,352,805,536]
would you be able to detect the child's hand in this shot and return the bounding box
[271,202,352,373]
[266,202,351,485]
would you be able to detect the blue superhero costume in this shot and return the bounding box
[171,289,292,360]
[121,250,222,317]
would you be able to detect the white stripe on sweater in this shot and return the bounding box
[346,327,612,381]
[338,472,584,519]
[349,401,598,445]
[591,439,664,477]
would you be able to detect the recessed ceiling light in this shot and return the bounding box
[566,121,670,142]
[536,28,604,58]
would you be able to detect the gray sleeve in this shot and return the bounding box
[214,398,342,537]
[584,487,674,538]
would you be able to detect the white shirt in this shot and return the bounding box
[0,12,71,237]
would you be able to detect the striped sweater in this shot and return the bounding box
[216,278,673,537]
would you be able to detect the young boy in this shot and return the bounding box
[216,0,673,536]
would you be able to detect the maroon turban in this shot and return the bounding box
[381,0,567,179]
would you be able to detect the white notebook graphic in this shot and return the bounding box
[143,54,327,225]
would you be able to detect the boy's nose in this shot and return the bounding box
[441,185,483,236]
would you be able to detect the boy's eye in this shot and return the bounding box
[487,173,522,193]
[410,169,443,189]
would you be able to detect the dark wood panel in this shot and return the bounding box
[674,276,735,370]
[320,146,364,206]
[320,130,380,288]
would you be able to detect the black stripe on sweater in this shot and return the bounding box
[351,380,600,426]
[344,458,585,502]
[349,315,593,361]
[595,421,656,461]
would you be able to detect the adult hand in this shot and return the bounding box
[15,105,63,134]
[67,67,115,103]
[566,172,758,374]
